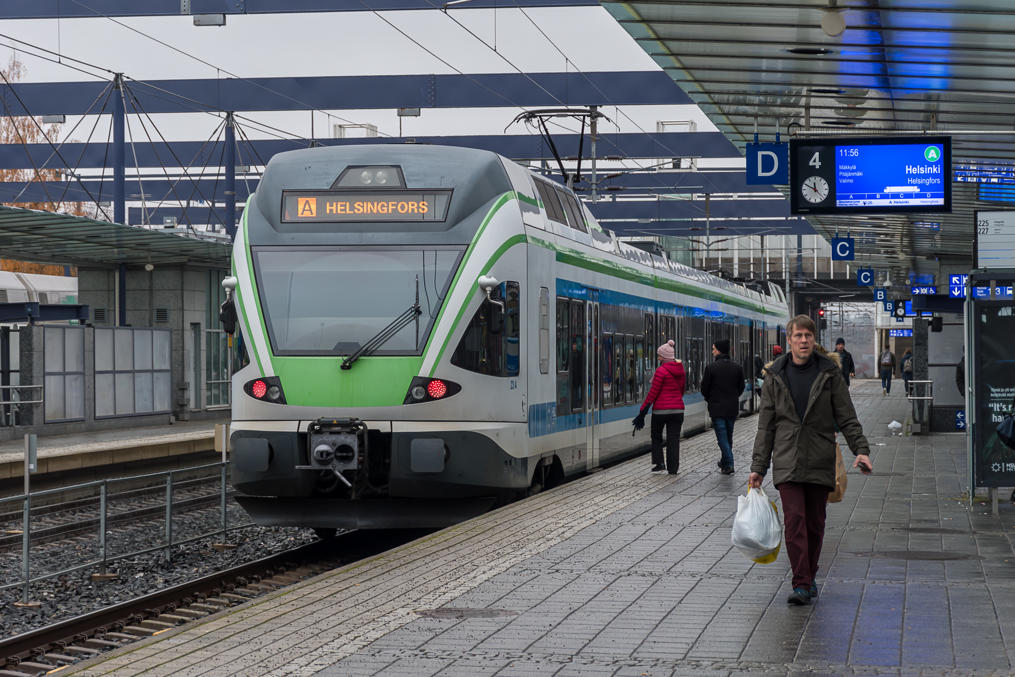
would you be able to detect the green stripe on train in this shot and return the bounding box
[269,355,424,407]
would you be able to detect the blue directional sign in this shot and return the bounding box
[889,329,913,337]
[873,287,887,301]
[911,285,937,295]
[831,237,855,260]
[745,142,788,185]
[896,316,904,323]
[949,274,968,286]
[908,273,934,285]
[955,410,966,431]
[974,286,991,298]
[949,274,968,298]
[883,300,895,313]
[994,286,1013,298]
[857,268,875,286]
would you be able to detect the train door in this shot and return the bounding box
[586,293,600,470]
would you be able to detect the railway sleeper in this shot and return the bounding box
[8,661,55,675]
[189,602,226,613]
[42,653,78,664]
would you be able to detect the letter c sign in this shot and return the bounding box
[831,237,854,261]
[857,268,874,286]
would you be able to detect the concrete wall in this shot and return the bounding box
[76,265,228,425]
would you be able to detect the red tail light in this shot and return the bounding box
[403,376,461,404]
[426,379,448,399]
[251,379,268,399]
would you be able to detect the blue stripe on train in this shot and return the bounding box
[527,392,706,438]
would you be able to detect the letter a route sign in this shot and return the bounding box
[857,268,874,286]
[831,237,855,261]
[745,142,788,185]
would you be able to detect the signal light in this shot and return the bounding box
[818,308,826,317]
[251,379,267,399]
[426,379,448,399]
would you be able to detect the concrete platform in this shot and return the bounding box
[0,419,225,480]
[67,381,1015,676]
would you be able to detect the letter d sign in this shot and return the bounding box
[746,142,788,185]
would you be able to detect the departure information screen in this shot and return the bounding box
[790,136,951,215]
[281,190,452,223]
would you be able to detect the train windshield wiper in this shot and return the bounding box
[341,277,422,370]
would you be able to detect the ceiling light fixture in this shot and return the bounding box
[821,3,846,38]
[786,47,835,56]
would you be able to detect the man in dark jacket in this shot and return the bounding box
[701,339,744,474]
[749,315,872,606]
[834,337,856,386]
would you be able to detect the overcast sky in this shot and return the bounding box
[0,6,725,150]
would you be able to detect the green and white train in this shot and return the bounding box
[222,144,790,531]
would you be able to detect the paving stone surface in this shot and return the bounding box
[69,381,1015,676]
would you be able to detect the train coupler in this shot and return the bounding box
[297,418,368,487]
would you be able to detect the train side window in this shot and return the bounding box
[636,334,645,399]
[570,300,585,412]
[626,334,636,402]
[538,287,549,375]
[613,336,624,405]
[601,333,613,407]
[535,180,566,225]
[558,189,589,233]
[451,281,520,377]
[555,297,569,415]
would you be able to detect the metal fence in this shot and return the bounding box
[2,461,251,605]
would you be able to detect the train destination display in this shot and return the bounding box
[282,190,451,223]
[790,136,951,215]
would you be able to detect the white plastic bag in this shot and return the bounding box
[731,486,783,564]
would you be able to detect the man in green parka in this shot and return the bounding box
[749,314,872,606]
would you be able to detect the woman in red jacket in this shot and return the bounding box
[632,339,686,474]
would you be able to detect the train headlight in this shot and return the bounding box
[403,376,461,404]
[359,169,373,185]
[243,376,287,404]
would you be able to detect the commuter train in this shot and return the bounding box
[224,144,790,531]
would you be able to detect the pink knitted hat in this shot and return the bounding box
[656,339,676,361]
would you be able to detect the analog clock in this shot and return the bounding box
[801,176,830,204]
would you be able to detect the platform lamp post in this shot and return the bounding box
[225,112,236,240]
[113,74,128,326]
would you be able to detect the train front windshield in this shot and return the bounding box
[253,247,462,356]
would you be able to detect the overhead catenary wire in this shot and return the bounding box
[67,0,395,139]
[0,68,112,220]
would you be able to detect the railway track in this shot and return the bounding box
[0,529,426,675]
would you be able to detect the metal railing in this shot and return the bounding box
[1,461,251,606]
[0,384,43,426]
[906,379,933,434]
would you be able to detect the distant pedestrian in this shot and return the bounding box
[701,339,744,474]
[632,340,686,474]
[900,348,914,395]
[879,347,896,395]
[834,337,856,386]
[750,314,872,606]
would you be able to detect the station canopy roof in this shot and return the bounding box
[605,0,1015,278]
[0,205,229,269]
